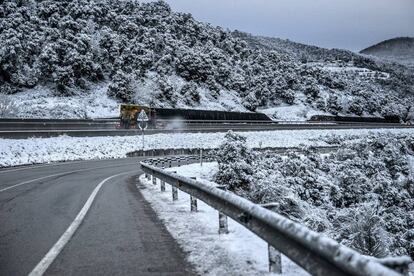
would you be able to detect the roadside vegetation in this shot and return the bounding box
[0,94,17,118]
[215,131,414,258]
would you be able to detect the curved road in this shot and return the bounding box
[0,158,195,275]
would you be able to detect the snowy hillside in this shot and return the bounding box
[1,0,413,119]
[360,37,414,70]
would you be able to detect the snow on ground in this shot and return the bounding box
[258,103,325,121]
[5,73,248,119]
[131,73,249,112]
[166,162,218,186]
[1,128,414,167]
[138,169,308,275]
[308,62,391,80]
[8,83,120,119]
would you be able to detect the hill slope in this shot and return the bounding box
[360,37,414,69]
[1,0,413,119]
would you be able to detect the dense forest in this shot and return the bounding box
[1,0,413,118]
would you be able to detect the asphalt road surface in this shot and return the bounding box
[1,122,413,139]
[0,158,195,275]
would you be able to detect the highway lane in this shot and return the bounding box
[0,158,195,275]
[0,158,142,192]
[0,119,118,131]
[1,122,413,138]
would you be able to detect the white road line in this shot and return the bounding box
[0,163,138,193]
[0,171,81,193]
[28,171,134,276]
[0,158,131,174]
[0,160,88,174]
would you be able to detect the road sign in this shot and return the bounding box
[138,121,147,131]
[137,110,149,122]
[137,110,148,150]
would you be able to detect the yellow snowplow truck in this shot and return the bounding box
[119,104,153,129]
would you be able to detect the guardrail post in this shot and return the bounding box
[171,172,178,201]
[218,211,229,234]
[172,186,178,201]
[152,175,156,185]
[261,202,283,274]
[268,244,282,274]
[190,195,197,212]
[160,167,166,192]
[190,177,197,212]
[160,180,166,192]
[217,185,229,234]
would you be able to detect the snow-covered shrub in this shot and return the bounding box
[156,78,175,100]
[249,172,288,203]
[336,203,390,258]
[280,89,296,104]
[0,94,17,118]
[0,82,17,94]
[180,82,200,105]
[332,165,372,207]
[215,132,414,258]
[214,131,256,194]
[242,92,260,111]
[347,98,364,116]
[302,206,331,232]
[107,71,134,102]
[54,66,75,94]
[326,94,342,115]
[406,106,414,124]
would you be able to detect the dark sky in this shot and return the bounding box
[143,0,414,52]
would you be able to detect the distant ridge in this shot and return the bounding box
[360,37,414,68]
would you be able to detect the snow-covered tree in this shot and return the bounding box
[107,70,133,102]
[215,131,256,194]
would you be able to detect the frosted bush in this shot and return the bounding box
[336,203,390,258]
[0,94,17,118]
[107,71,134,102]
[215,132,414,258]
[215,131,256,194]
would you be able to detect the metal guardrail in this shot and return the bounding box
[157,119,275,124]
[0,118,119,123]
[127,146,340,158]
[140,157,405,276]
[155,119,405,126]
